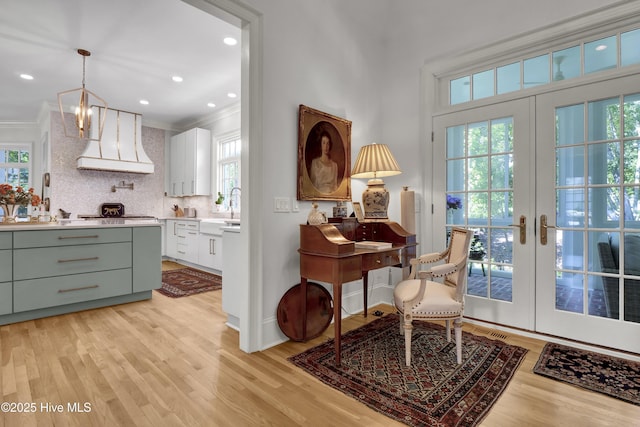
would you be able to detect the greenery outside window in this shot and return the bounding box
[217,132,241,211]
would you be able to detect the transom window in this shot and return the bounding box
[450,28,640,105]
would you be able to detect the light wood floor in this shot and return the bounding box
[1,262,638,426]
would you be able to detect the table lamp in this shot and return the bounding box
[351,143,401,220]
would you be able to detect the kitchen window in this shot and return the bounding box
[217,132,241,211]
[0,144,32,188]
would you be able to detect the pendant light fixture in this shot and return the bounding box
[57,49,108,141]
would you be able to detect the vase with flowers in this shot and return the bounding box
[0,184,41,223]
[446,194,462,225]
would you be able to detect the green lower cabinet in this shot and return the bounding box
[0,282,12,315]
[13,269,132,312]
[133,226,162,292]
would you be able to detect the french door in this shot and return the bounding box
[536,74,640,353]
[434,74,640,353]
[433,98,535,330]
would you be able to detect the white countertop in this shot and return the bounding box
[0,218,161,231]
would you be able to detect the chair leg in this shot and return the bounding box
[403,317,413,366]
[398,314,404,335]
[454,318,462,364]
[445,319,451,342]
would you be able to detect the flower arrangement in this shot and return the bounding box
[0,184,41,222]
[446,194,462,210]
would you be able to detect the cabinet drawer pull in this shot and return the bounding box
[57,256,100,263]
[58,235,99,240]
[58,284,99,293]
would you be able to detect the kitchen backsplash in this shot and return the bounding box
[50,112,166,218]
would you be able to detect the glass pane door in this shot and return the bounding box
[536,74,640,353]
[434,98,534,329]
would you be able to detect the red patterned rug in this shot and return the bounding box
[156,268,222,298]
[534,342,640,406]
[289,313,527,427]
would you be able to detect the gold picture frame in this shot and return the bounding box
[297,105,352,201]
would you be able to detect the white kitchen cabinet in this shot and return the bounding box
[178,221,199,264]
[169,128,211,197]
[198,221,223,271]
[165,219,179,259]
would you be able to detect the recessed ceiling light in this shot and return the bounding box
[223,37,237,46]
[595,44,608,51]
[20,74,34,80]
[172,75,183,82]
[139,100,149,105]
[227,92,237,98]
[207,102,216,108]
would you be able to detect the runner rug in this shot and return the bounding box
[534,342,640,406]
[156,268,222,298]
[289,313,527,427]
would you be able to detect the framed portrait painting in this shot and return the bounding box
[297,104,352,201]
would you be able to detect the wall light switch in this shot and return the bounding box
[292,200,300,212]
[274,197,291,212]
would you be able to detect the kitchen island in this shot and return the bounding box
[0,220,161,325]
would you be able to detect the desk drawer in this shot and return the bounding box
[361,251,401,271]
[14,242,132,280]
[14,228,131,248]
[14,269,132,312]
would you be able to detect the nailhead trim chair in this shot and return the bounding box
[393,227,473,366]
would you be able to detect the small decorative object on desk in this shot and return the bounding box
[0,184,41,223]
[333,201,347,218]
[307,202,327,225]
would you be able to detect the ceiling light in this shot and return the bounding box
[57,49,107,141]
[172,76,183,82]
[139,100,149,105]
[223,37,237,46]
[227,92,237,98]
[207,102,216,108]
[20,74,34,80]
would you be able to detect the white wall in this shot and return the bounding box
[233,0,625,349]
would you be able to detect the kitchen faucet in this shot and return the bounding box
[229,187,241,219]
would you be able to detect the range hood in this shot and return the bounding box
[77,108,154,174]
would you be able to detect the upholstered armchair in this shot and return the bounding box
[597,233,640,323]
[393,227,473,366]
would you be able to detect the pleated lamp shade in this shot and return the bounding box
[351,143,402,179]
[351,143,401,220]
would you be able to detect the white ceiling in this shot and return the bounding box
[0,0,241,129]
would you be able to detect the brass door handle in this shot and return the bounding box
[540,214,556,245]
[509,215,526,244]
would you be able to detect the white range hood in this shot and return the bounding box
[77,108,154,174]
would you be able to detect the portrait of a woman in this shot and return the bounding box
[310,131,338,193]
[297,105,351,201]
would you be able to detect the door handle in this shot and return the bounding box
[540,214,556,245]
[509,215,526,244]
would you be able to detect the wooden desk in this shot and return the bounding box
[298,221,416,364]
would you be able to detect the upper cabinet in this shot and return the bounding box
[169,128,211,197]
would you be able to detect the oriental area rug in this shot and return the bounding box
[289,313,527,427]
[534,342,640,406]
[156,267,222,298]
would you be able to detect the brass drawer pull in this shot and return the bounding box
[57,256,100,263]
[58,235,100,240]
[58,284,99,293]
